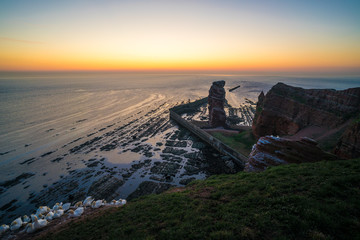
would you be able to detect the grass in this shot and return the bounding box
[210,130,256,156]
[42,158,360,240]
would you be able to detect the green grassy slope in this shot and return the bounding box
[43,159,360,240]
[211,130,256,156]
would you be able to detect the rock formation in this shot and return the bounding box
[252,83,360,159]
[252,83,360,138]
[334,121,360,159]
[245,136,338,172]
[208,80,226,128]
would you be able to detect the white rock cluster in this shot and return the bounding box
[0,196,127,236]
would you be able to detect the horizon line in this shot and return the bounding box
[1,69,360,76]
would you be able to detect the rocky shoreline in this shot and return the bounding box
[0,94,254,225]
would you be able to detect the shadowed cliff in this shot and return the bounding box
[252,83,360,159]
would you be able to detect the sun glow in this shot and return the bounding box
[0,1,359,73]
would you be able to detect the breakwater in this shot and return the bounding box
[169,110,247,168]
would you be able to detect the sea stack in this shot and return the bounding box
[208,80,226,128]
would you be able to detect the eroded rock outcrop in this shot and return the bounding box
[252,83,360,139]
[245,136,338,172]
[252,83,360,159]
[334,121,360,159]
[208,80,226,127]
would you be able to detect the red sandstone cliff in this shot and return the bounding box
[252,83,360,159]
[253,83,360,138]
[334,121,360,159]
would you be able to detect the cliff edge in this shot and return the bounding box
[252,83,360,158]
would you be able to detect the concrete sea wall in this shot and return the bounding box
[169,110,247,168]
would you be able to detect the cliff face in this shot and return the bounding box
[334,121,360,159]
[245,136,338,172]
[251,83,360,159]
[252,83,360,139]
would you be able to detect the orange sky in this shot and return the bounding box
[1,1,359,73]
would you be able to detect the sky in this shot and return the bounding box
[0,0,359,73]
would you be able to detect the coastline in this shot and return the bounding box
[0,77,265,225]
[1,74,359,226]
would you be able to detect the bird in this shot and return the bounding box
[45,211,54,221]
[53,209,64,218]
[67,210,74,217]
[68,207,84,217]
[111,199,121,206]
[31,213,45,221]
[10,217,23,231]
[31,214,37,222]
[33,215,48,230]
[23,215,31,223]
[91,200,103,208]
[0,224,10,234]
[74,201,83,208]
[36,213,44,219]
[111,199,127,206]
[52,203,61,211]
[83,196,94,207]
[25,223,36,233]
[36,206,50,215]
[62,203,71,211]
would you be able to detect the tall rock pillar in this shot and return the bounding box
[208,80,226,128]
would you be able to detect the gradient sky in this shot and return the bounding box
[0,0,359,72]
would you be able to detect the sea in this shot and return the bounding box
[0,72,359,224]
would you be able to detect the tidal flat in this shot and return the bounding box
[0,73,275,224]
[1,73,358,225]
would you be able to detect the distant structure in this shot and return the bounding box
[208,80,226,128]
[229,85,240,92]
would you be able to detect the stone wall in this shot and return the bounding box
[169,110,247,168]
